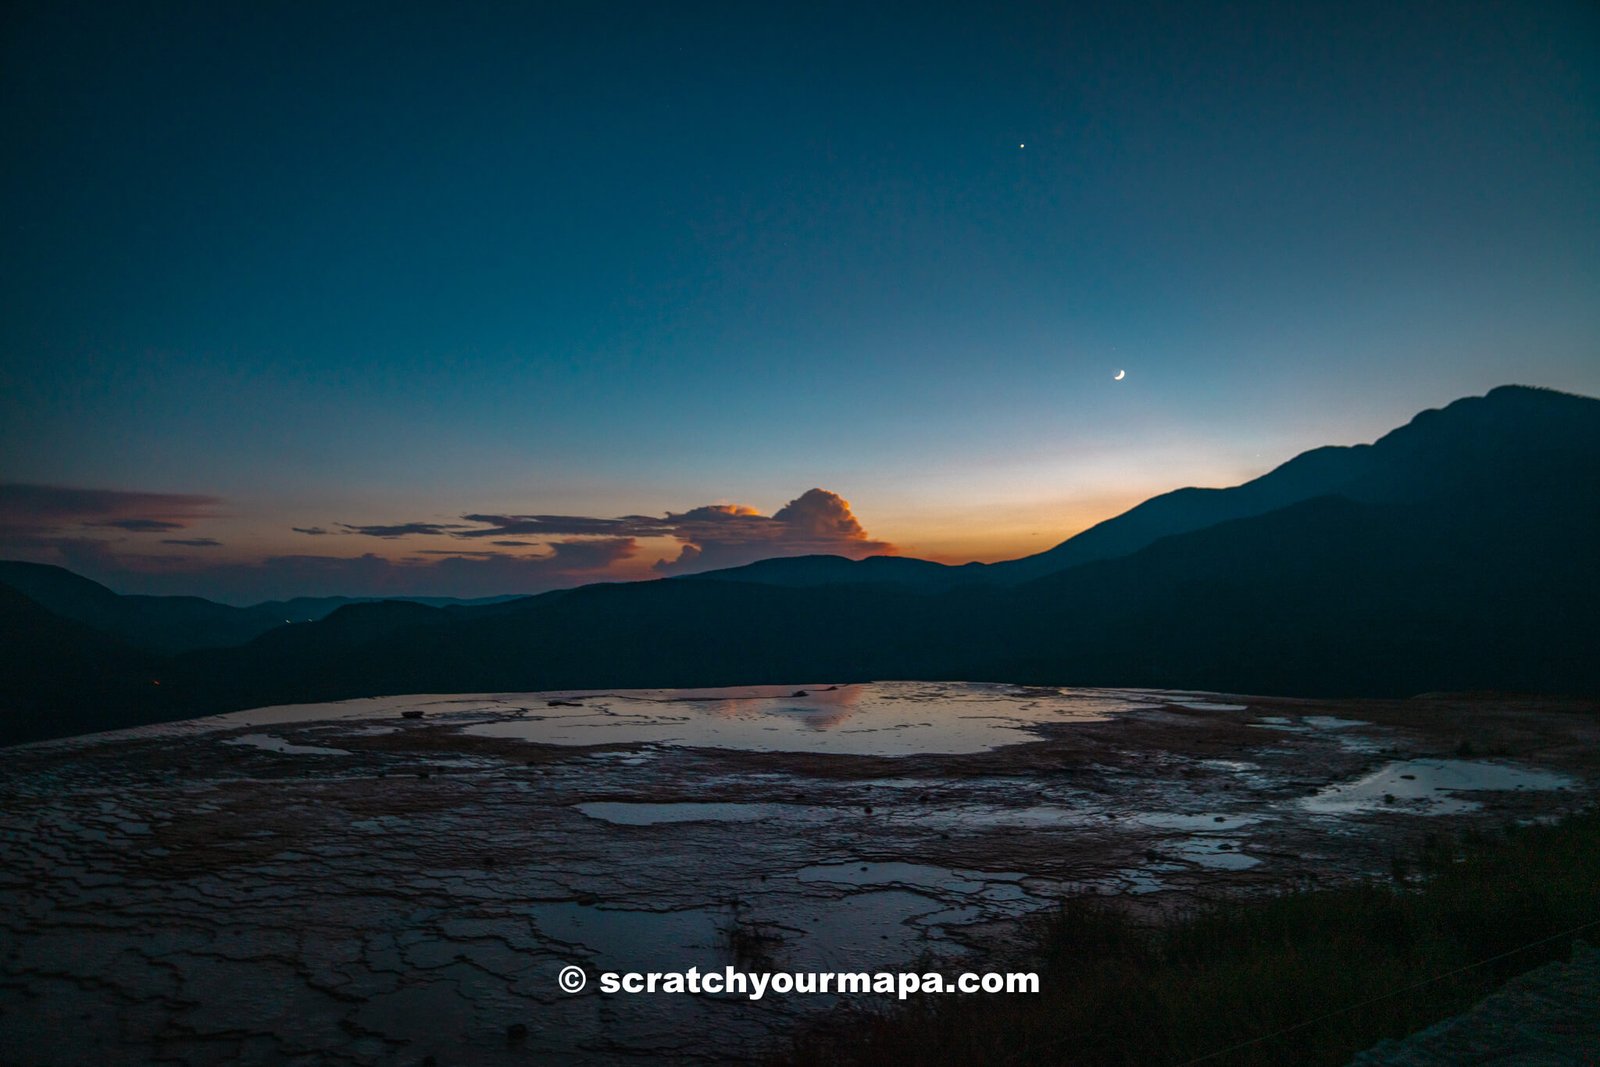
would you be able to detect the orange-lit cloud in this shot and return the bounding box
[295,487,895,577]
[0,483,898,600]
[654,488,894,574]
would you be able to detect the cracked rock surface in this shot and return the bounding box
[2,683,1596,1064]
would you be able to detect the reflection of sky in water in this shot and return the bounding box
[222,733,349,756]
[457,682,1154,755]
[1301,759,1576,816]
[575,802,792,825]
[52,682,1209,755]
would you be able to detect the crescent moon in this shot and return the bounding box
[1114,369,1126,381]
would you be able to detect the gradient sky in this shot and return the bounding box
[1,0,1596,602]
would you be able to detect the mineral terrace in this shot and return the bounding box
[2,682,1596,1065]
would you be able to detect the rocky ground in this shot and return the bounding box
[1,683,1596,1065]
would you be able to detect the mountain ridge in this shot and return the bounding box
[3,384,1596,743]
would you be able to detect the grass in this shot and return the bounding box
[782,807,1600,1066]
[723,900,789,971]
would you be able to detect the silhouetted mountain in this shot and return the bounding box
[0,561,524,654]
[700,385,1598,591]
[682,553,987,590]
[992,482,1599,695]
[260,593,524,614]
[0,584,178,743]
[4,386,1596,745]
[0,562,334,653]
[249,599,449,650]
[986,384,1600,582]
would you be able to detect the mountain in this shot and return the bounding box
[681,553,986,590]
[692,385,1598,590]
[161,422,1597,718]
[0,584,174,743]
[988,383,1600,582]
[3,385,1596,745]
[0,561,524,654]
[0,562,297,653]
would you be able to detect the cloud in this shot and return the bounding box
[295,488,894,578]
[0,484,892,600]
[0,483,220,538]
[94,518,186,532]
[0,532,128,575]
[131,539,639,601]
[652,488,894,574]
[312,489,893,577]
[774,488,873,540]
[537,537,640,570]
[410,539,636,567]
[0,483,228,576]
[337,522,473,538]
[455,514,671,538]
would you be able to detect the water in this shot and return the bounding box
[576,802,792,825]
[460,682,1155,755]
[1302,759,1576,815]
[6,682,1593,1064]
[222,733,350,756]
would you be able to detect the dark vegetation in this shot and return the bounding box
[781,807,1600,1066]
[3,386,1598,744]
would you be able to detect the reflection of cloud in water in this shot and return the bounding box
[459,682,1148,755]
[116,681,1157,756]
[697,684,864,731]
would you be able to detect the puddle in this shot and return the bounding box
[782,890,970,972]
[1091,864,1186,895]
[11,683,1596,1065]
[52,682,1158,756]
[576,802,791,825]
[222,734,350,756]
[1134,813,1260,832]
[461,682,1153,755]
[1253,715,1367,732]
[908,804,1103,829]
[1301,759,1577,816]
[528,901,722,970]
[1251,715,1383,754]
[1162,839,1261,869]
[583,750,657,765]
[796,861,1023,895]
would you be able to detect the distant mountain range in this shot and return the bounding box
[3,384,1597,744]
[0,562,522,654]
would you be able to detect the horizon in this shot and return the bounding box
[2,1,1596,601]
[1,379,1592,603]
[3,9,1598,1059]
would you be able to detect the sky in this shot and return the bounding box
[1,0,1596,602]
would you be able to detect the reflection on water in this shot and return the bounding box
[10,683,1597,1065]
[459,681,1154,755]
[222,733,350,756]
[699,685,864,730]
[1302,759,1576,815]
[72,682,1174,756]
[576,802,792,825]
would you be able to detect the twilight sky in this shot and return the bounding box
[1,0,1596,602]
